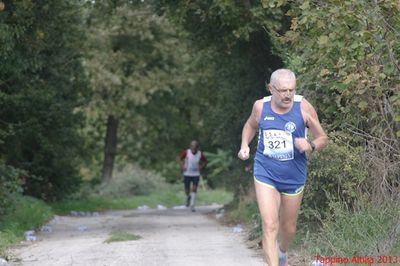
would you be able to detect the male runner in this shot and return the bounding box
[180,140,207,212]
[238,69,328,266]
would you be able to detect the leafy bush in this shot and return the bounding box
[302,138,368,219]
[92,167,168,198]
[283,0,399,139]
[0,161,23,215]
[203,149,249,190]
[158,161,182,184]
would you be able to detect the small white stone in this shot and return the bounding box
[0,258,9,266]
[157,204,167,210]
[77,225,88,232]
[172,205,186,210]
[232,224,243,233]
[41,225,52,233]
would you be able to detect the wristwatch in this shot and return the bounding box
[307,139,316,152]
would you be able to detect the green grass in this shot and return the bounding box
[52,188,233,214]
[0,196,53,258]
[104,230,142,243]
[226,200,259,223]
[297,201,400,258]
[393,237,400,254]
[222,195,400,259]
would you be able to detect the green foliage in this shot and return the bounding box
[157,160,182,184]
[301,200,400,257]
[51,188,232,214]
[155,0,286,49]
[0,161,23,215]
[228,199,262,241]
[0,196,53,232]
[280,0,399,166]
[204,149,234,188]
[145,1,285,185]
[120,89,201,169]
[81,1,195,177]
[302,136,369,219]
[0,195,53,257]
[92,167,168,198]
[0,0,89,200]
[85,1,186,113]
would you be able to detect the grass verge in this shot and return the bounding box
[299,201,400,258]
[52,188,232,214]
[104,230,142,243]
[0,196,53,258]
[222,194,400,263]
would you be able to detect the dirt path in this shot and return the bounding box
[10,205,265,266]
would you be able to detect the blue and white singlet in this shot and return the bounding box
[254,95,307,186]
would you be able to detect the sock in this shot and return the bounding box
[278,246,287,266]
[190,192,196,207]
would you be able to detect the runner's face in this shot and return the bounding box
[269,79,296,110]
[190,143,198,153]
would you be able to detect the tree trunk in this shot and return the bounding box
[102,115,119,182]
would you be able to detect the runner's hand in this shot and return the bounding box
[238,146,250,160]
[295,138,312,153]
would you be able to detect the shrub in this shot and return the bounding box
[158,161,182,184]
[204,149,252,190]
[92,166,168,198]
[301,138,368,220]
[0,161,23,216]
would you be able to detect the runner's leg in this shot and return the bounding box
[190,177,199,209]
[254,180,281,266]
[279,193,303,252]
[184,176,191,206]
[192,180,198,193]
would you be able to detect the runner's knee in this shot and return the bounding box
[262,219,279,235]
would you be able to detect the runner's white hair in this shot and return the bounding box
[269,69,296,86]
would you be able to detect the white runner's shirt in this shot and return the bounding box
[183,149,203,176]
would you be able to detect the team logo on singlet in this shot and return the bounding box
[264,116,275,121]
[284,121,296,133]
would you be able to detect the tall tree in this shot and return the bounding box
[84,1,190,181]
[0,0,89,200]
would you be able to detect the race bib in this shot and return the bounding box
[263,129,294,161]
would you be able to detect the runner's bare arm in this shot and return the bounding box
[180,150,187,171]
[295,99,328,152]
[199,153,208,170]
[238,100,263,160]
